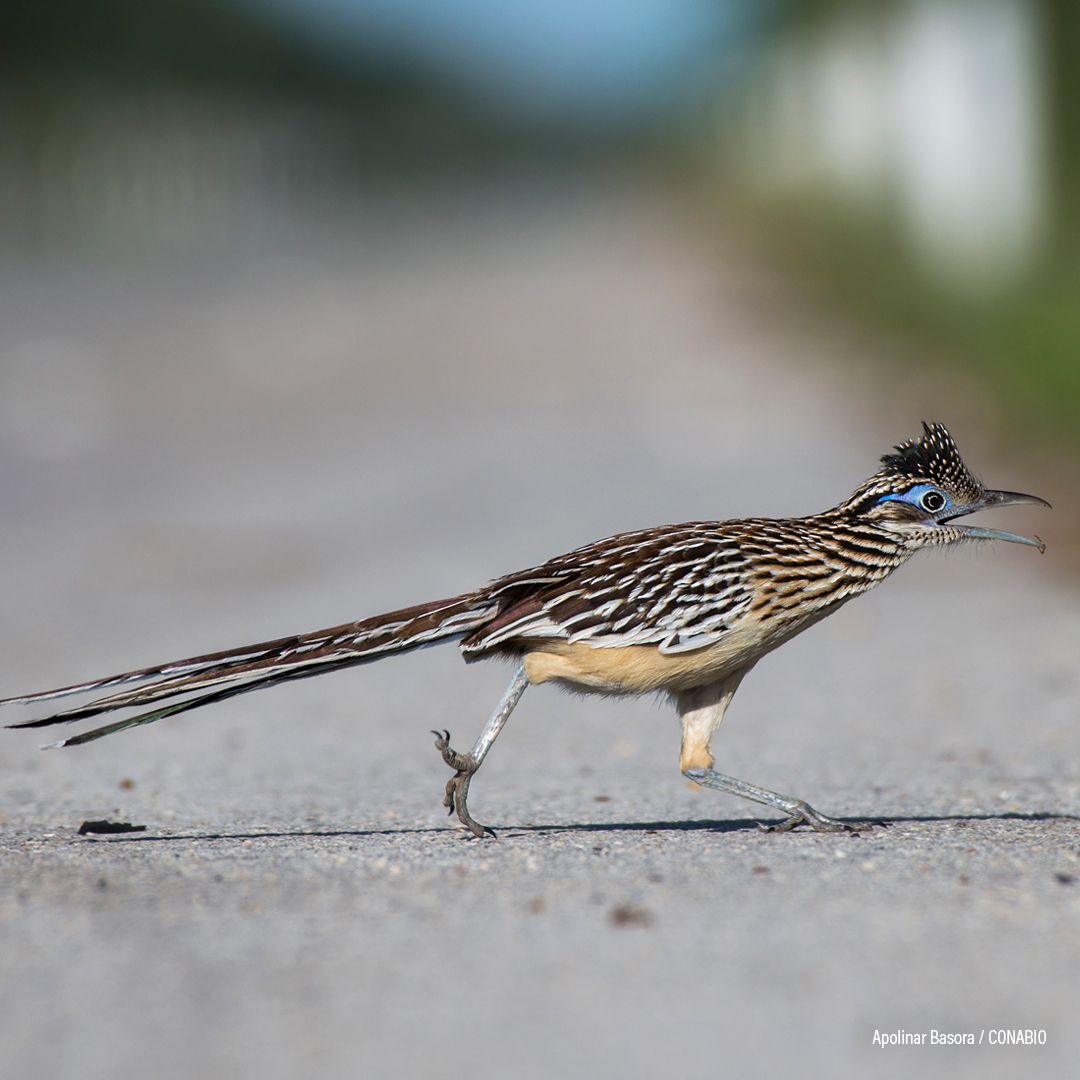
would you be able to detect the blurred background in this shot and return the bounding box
[2,4,1079,1080]
[0,0,732,248]
[710,0,1080,454]
[2,0,1080,460]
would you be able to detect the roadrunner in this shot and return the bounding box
[3,424,1047,835]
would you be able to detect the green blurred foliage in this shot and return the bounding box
[744,201,1080,446]
[0,0,610,248]
[719,0,1080,453]
[0,0,436,107]
[1049,0,1080,225]
[0,0,565,181]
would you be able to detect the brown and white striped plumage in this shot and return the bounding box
[2,424,1047,833]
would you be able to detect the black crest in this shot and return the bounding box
[879,423,982,501]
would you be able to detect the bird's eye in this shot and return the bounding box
[920,490,946,512]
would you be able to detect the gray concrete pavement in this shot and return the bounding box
[0,187,1077,1079]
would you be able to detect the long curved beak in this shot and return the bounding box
[976,490,1052,511]
[947,489,1050,554]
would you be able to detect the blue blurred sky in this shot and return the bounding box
[260,0,751,121]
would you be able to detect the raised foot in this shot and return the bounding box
[758,802,886,834]
[431,729,496,840]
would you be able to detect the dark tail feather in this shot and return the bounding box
[42,652,394,748]
[4,593,497,743]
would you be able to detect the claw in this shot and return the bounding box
[758,810,887,834]
[432,728,472,771]
[431,729,496,839]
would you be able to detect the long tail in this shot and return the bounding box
[2,593,497,748]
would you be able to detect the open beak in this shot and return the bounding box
[946,490,1050,554]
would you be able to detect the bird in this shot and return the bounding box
[2,423,1048,836]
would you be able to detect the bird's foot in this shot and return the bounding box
[758,801,885,834]
[431,730,496,839]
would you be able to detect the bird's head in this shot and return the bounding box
[839,422,1049,552]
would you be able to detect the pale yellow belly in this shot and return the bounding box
[521,630,763,695]
[517,599,847,695]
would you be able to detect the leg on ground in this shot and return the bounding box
[682,767,884,833]
[675,671,883,833]
[432,663,529,838]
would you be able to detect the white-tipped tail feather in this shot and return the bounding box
[4,593,496,747]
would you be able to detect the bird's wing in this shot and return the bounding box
[464,524,756,656]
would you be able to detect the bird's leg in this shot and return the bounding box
[682,768,880,833]
[676,675,881,833]
[432,663,529,838]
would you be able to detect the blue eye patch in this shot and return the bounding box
[877,484,950,512]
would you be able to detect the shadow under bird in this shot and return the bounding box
[2,423,1048,835]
